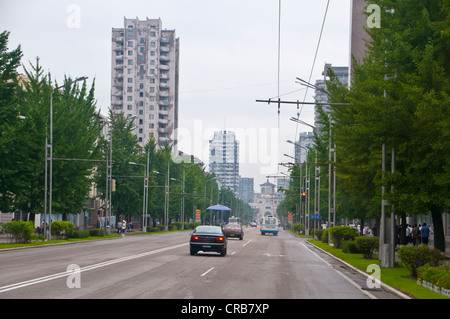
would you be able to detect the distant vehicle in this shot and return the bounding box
[260,216,279,236]
[250,222,257,227]
[189,226,227,256]
[228,216,241,224]
[223,223,244,240]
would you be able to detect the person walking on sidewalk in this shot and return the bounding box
[121,220,127,237]
[421,223,430,245]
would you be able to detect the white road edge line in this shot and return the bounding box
[0,243,188,294]
[300,242,377,299]
[200,267,214,277]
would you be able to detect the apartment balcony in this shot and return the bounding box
[159,90,169,98]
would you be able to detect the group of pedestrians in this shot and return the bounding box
[397,223,431,246]
[116,220,133,237]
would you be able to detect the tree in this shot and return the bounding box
[97,111,143,219]
[50,75,103,217]
[330,0,449,251]
[0,30,23,212]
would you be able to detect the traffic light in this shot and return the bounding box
[301,192,306,202]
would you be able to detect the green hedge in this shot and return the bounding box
[70,230,90,239]
[51,221,74,239]
[89,228,105,237]
[398,245,444,278]
[342,240,360,254]
[329,226,357,248]
[355,236,379,259]
[1,221,34,243]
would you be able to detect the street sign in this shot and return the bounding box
[310,214,322,220]
[195,209,201,222]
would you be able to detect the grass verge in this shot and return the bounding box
[308,238,448,299]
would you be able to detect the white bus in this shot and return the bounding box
[260,216,279,236]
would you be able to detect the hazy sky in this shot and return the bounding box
[1,0,351,190]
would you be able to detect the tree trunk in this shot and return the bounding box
[400,213,407,245]
[430,204,445,252]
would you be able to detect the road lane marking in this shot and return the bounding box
[242,239,252,247]
[200,267,214,277]
[299,242,377,299]
[0,243,188,294]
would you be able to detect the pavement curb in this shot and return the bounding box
[304,240,412,299]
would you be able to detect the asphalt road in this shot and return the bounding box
[0,226,406,300]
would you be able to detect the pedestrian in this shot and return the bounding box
[395,225,401,246]
[412,224,419,246]
[418,224,422,245]
[117,220,122,235]
[421,223,430,245]
[406,224,412,245]
[121,220,127,237]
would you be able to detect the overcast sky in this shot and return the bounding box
[1,0,351,191]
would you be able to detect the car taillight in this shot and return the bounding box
[217,237,224,241]
[191,236,199,241]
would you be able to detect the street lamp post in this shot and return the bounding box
[284,151,310,235]
[128,162,147,232]
[182,162,198,230]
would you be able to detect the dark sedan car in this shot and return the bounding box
[222,223,244,240]
[189,226,227,256]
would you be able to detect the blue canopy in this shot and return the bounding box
[206,204,231,211]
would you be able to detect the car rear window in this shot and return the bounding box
[194,226,221,234]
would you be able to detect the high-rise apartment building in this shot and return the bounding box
[209,131,240,194]
[294,132,315,163]
[111,17,179,147]
[314,63,349,133]
[239,177,254,204]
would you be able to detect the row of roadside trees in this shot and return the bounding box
[0,30,253,229]
[279,0,449,252]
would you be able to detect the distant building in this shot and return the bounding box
[276,178,290,203]
[209,131,240,193]
[350,0,370,81]
[294,132,315,163]
[250,180,278,221]
[239,177,254,204]
[314,63,349,133]
[110,17,180,147]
